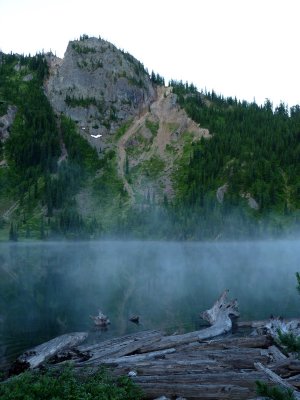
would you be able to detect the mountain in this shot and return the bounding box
[45,35,155,153]
[0,36,299,240]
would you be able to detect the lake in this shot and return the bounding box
[0,239,299,370]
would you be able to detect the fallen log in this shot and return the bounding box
[254,362,300,400]
[133,382,255,400]
[92,348,176,366]
[287,375,300,389]
[266,345,287,362]
[178,335,272,351]
[10,332,88,374]
[76,330,164,365]
[238,318,300,329]
[138,290,239,353]
[269,359,300,378]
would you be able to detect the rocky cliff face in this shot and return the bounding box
[45,37,155,151]
[0,105,17,144]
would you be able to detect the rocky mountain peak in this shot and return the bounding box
[45,36,155,151]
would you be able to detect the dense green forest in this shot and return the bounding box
[0,52,299,240]
[171,82,300,238]
[168,80,300,238]
[0,53,100,240]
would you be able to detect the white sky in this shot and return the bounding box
[1,0,300,107]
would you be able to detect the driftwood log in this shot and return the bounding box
[90,310,111,327]
[199,289,239,339]
[10,332,88,374]
[8,291,300,399]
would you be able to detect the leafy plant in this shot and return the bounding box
[256,380,295,400]
[0,366,142,400]
[277,330,300,354]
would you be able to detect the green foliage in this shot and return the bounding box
[127,76,146,88]
[60,116,100,173]
[134,156,165,180]
[0,100,7,115]
[277,330,300,354]
[65,95,104,113]
[72,42,96,54]
[150,71,165,86]
[170,79,300,238]
[0,366,142,400]
[145,119,159,136]
[43,117,100,236]
[0,51,101,239]
[79,34,89,41]
[121,51,146,76]
[0,52,60,237]
[256,380,295,400]
[93,150,127,205]
[113,120,132,141]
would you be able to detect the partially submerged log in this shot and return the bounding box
[10,332,88,374]
[129,315,140,324]
[90,310,111,327]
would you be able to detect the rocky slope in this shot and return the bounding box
[45,36,155,153]
[45,36,211,207]
[116,86,210,204]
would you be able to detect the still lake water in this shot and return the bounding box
[0,239,300,369]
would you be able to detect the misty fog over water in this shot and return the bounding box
[0,239,300,369]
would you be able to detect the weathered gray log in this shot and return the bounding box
[76,330,163,365]
[78,330,163,353]
[266,345,287,362]
[199,289,239,340]
[138,330,214,353]
[254,362,300,400]
[16,332,88,370]
[249,317,300,346]
[92,348,176,366]
[287,375,300,389]
[96,347,271,375]
[135,383,252,399]
[269,359,300,378]
[238,318,300,329]
[178,335,272,351]
[137,290,239,354]
[132,371,267,386]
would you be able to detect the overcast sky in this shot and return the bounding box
[1,0,300,107]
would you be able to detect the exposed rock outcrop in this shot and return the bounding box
[116,86,210,203]
[217,184,259,210]
[45,37,155,152]
[0,105,17,142]
[216,183,228,203]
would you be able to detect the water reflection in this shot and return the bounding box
[0,239,299,369]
